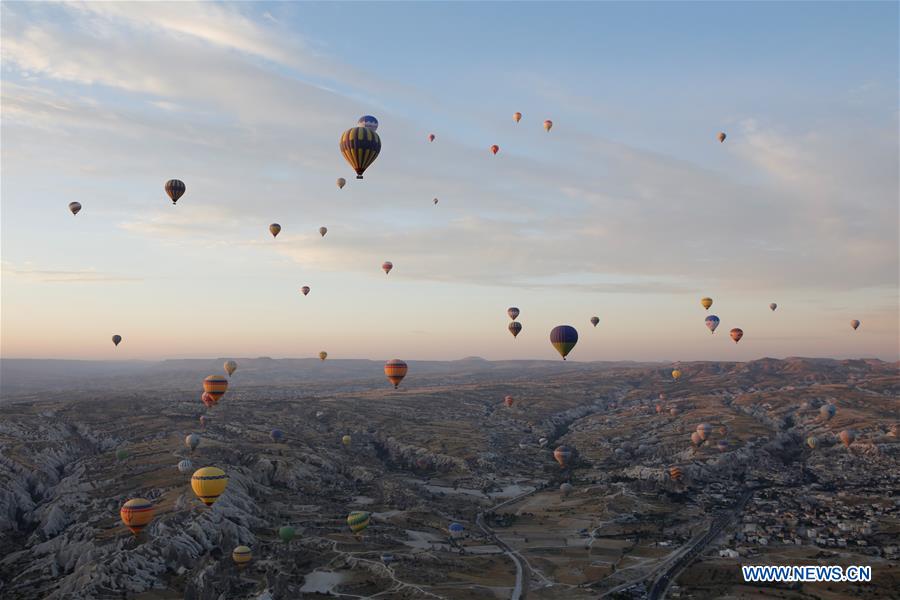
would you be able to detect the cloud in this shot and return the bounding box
[2,262,141,283]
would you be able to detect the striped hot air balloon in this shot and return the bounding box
[178,459,193,474]
[203,375,228,401]
[384,359,408,389]
[340,126,381,179]
[669,466,683,481]
[232,546,252,568]
[347,511,371,537]
[550,325,578,360]
[165,179,185,205]
[191,466,228,507]
[504,395,514,408]
[120,498,154,536]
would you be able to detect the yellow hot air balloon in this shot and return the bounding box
[340,126,381,179]
[120,498,154,536]
[232,545,252,568]
[671,369,682,381]
[347,511,370,537]
[342,434,352,447]
[224,360,237,377]
[191,466,228,507]
[319,351,328,361]
[700,297,713,310]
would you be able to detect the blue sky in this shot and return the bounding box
[2,1,897,361]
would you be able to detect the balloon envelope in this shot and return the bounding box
[672,369,682,380]
[504,395,514,408]
[319,351,328,361]
[269,223,281,238]
[203,375,228,400]
[185,433,200,451]
[428,134,435,142]
[342,434,352,447]
[340,127,381,179]
[549,325,578,360]
[490,144,499,155]
[705,315,720,333]
[279,526,296,543]
[839,430,855,447]
[357,115,378,131]
[224,360,237,376]
[543,120,553,131]
[191,466,228,506]
[730,328,744,343]
[120,498,154,536]
[68,202,82,215]
[112,334,122,347]
[507,307,520,320]
[701,297,713,310]
[508,321,522,338]
[553,445,573,468]
[382,261,393,274]
[337,177,346,189]
[301,286,310,296]
[270,429,283,442]
[319,226,327,237]
[717,132,727,143]
[513,112,522,123]
[347,511,371,535]
[769,303,777,311]
[590,316,599,327]
[850,319,860,330]
[384,359,408,388]
[178,459,193,473]
[232,546,252,566]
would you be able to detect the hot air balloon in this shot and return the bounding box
[337,177,346,189]
[165,179,186,205]
[384,359,408,389]
[191,466,228,507]
[224,360,237,377]
[319,226,327,237]
[513,112,522,123]
[342,434,352,447]
[120,498,154,536]
[201,392,217,408]
[279,526,296,543]
[203,375,228,401]
[178,459,193,474]
[428,134,435,142]
[769,303,777,311]
[347,511,371,537]
[717,132,727,143]
[199,415,207,429]
[301,286,310,296]
[690,431,703,447]
[669,407,680,416]
[382,261,393,275]
[319,351,328,361]
[270,429,283,442]
[340,126,381,179]
[543,120,553,132]
[269,223,281,238]
[560,482,573,497]
[553,445,573,468]
[490,144,500,155]
[68,202,82,215]
[185,433,200,452]
[820,404,836,421]
[806,436,818,450]
[590,316,599,327]
[504,395,514,408]
[668,466,683,481]
[112,335,122,347]
[838,430,855,448]
[449,522,465,539]
[701,297,713,310]
[358,115,378,131]
[508,321,522,338]
[705,315,720,334]
[507,307,520,320]
[655,404,663,414]
[671,369,682,381]
[232,546,252,568]
[538,437,549,448]
[433,198,439,205]
[115,448,129,461]
[850,320,860,330]
[550,325,578,360]
[730,328,744,343]
[696,423,712,441]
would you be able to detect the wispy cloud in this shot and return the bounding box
[2,262,141,284]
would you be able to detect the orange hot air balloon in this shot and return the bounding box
[669,466,683,481]
[490,145,499,155]
[301,286,310,296]
[553,445,573,468]
[838,430,855,448]
[120,498,154,536]
[269,223,281,238]
[201,392,218,408]
[717,131,727,143]
[384,359,408,389]
[543,120,553,132]
[730,328,744,343]
[671,369,682,381]
[203,375,228,401]
[428,133,435,142]
[504,395,514,408]
[513,112,522,123]
[382,261,393,275]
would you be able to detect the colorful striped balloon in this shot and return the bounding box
[347,511,371,535]
[191,466,228,507]
[120,498,154,536]
[165,179,185,205]
[232,545,252,567]
[203,375,228,400]
[340,127,381,179]
[549,325,578,360]
[384,359,408,389]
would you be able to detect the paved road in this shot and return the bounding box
[648,488,755,600]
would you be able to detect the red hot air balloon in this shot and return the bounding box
[490,145,500,155]
[504,395,514,408]
[382,261,393,275]
[384,359,408,389]
[428,134,435,142]
[729,328,744,343]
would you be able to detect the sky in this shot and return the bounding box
[1,1,898,362]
